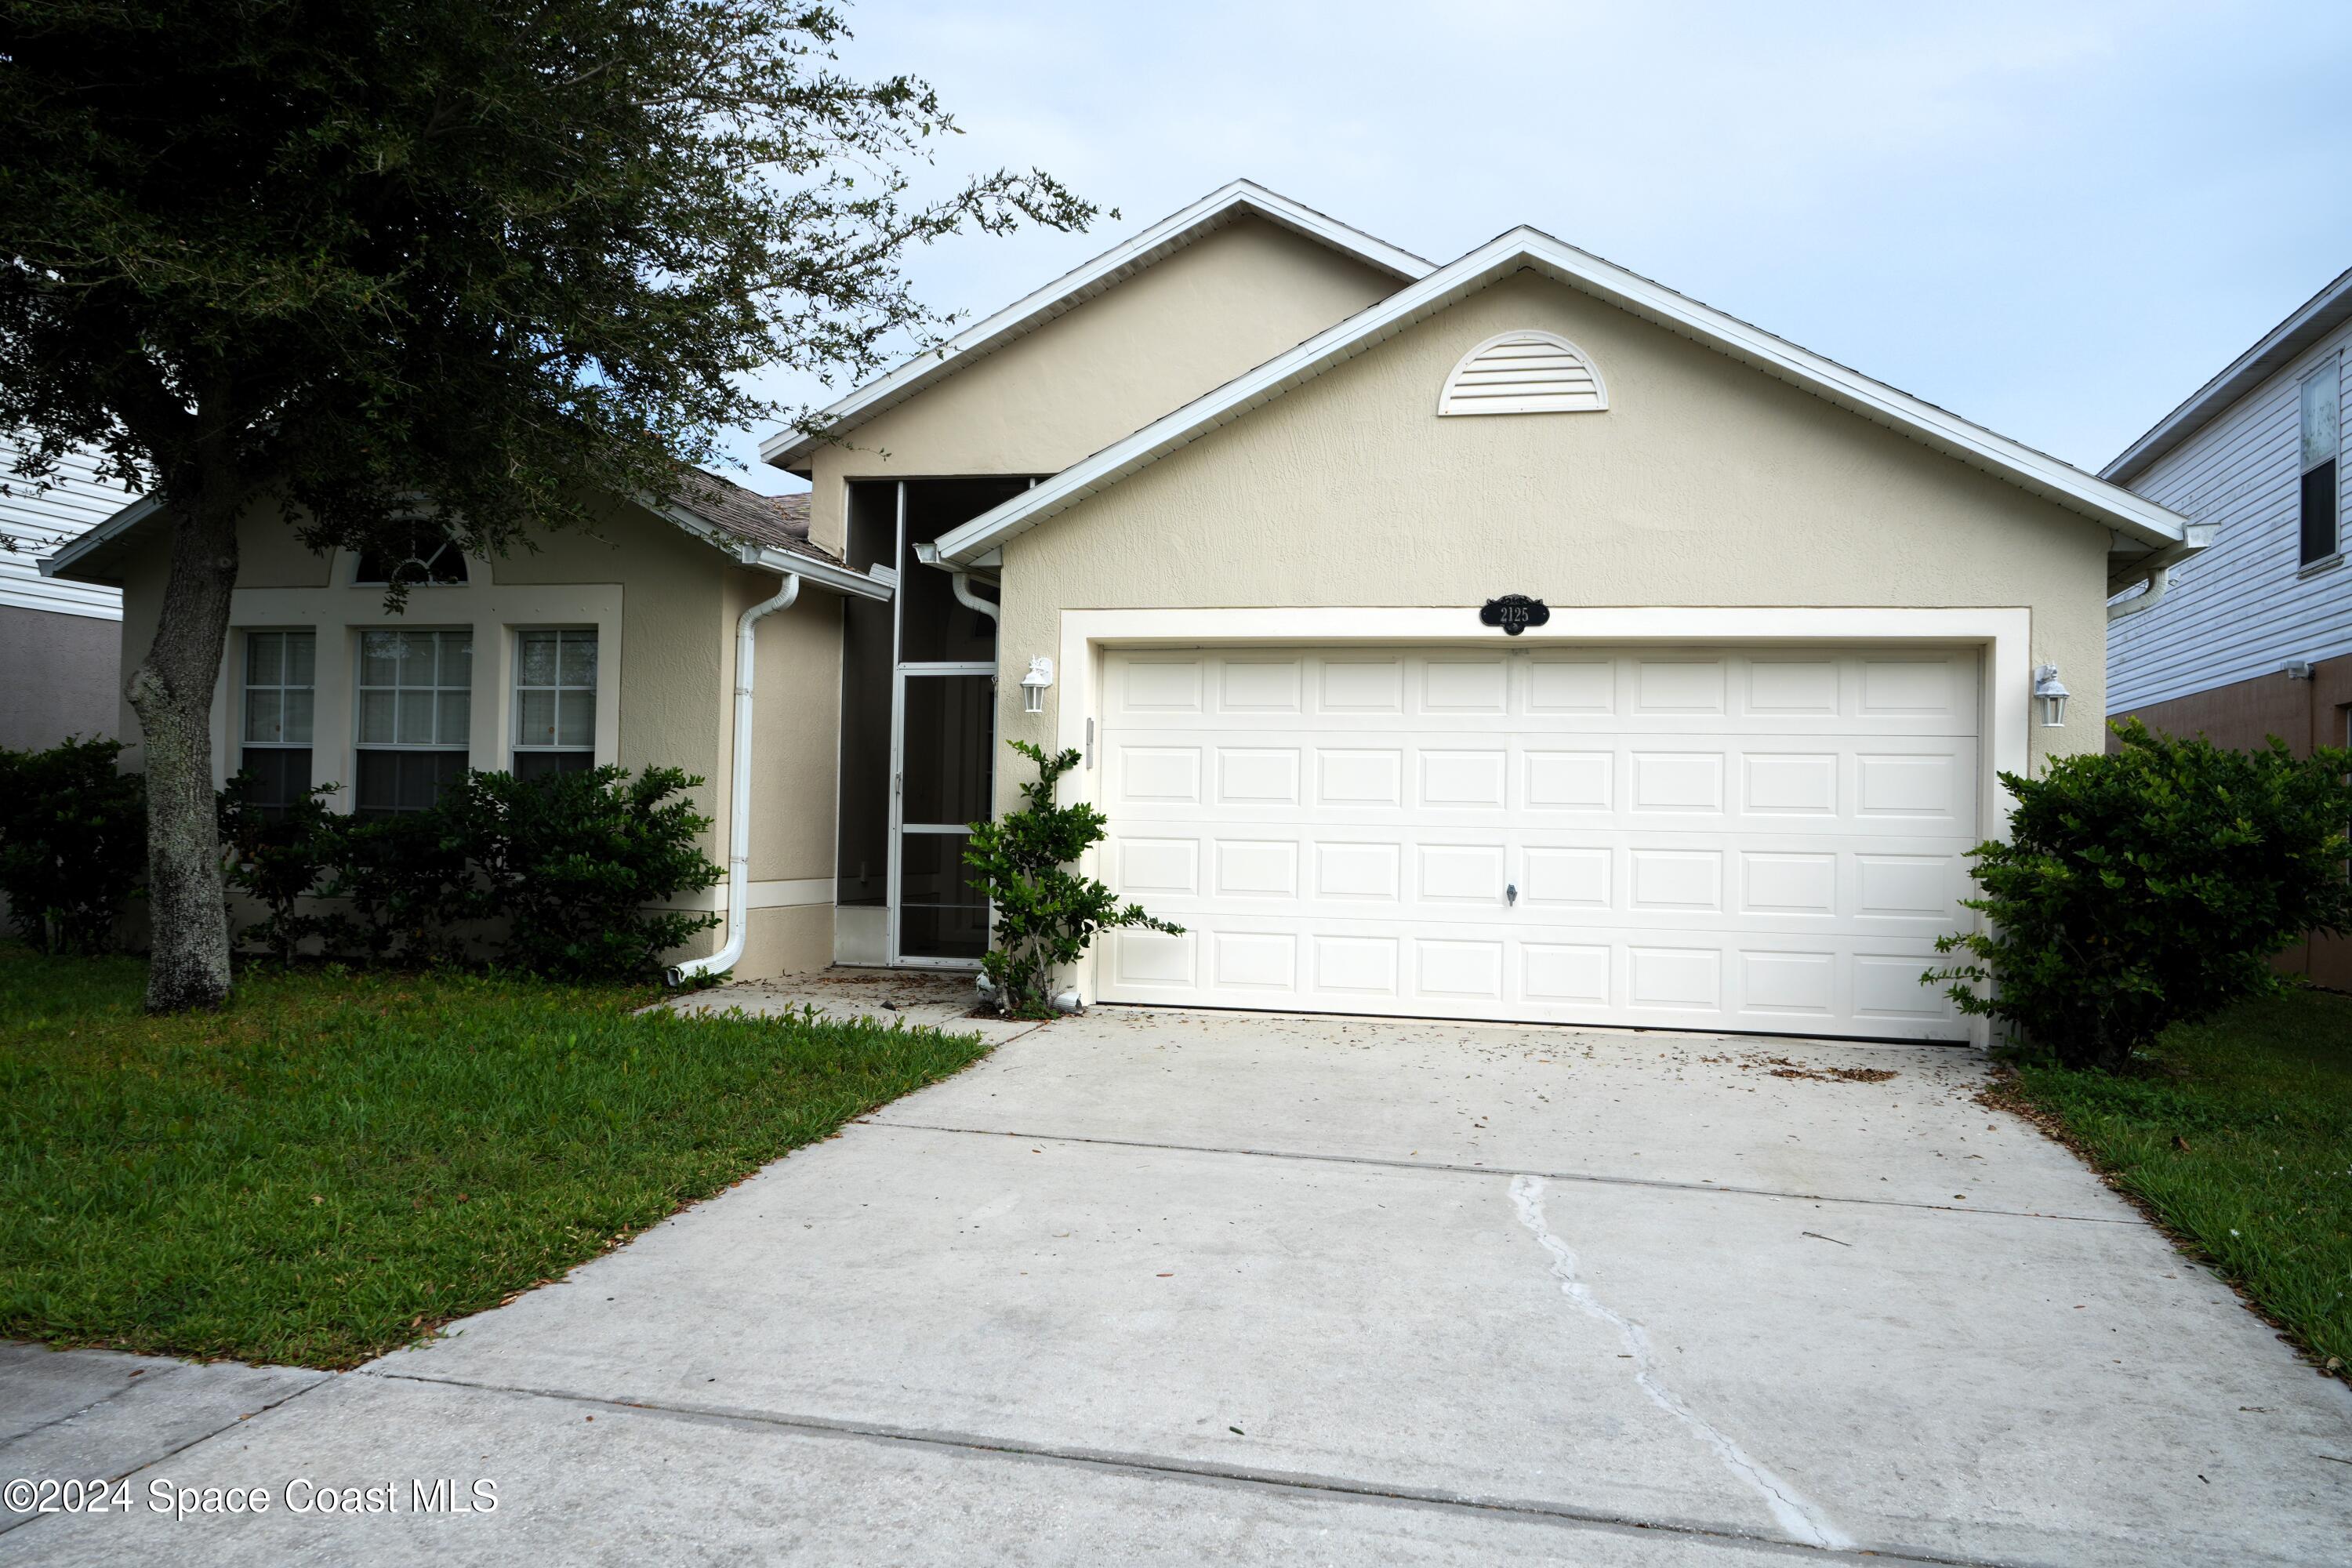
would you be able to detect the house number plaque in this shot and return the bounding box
[1479,595,1550,636]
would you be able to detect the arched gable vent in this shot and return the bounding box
[1437,330,1607,417]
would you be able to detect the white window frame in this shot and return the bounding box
[201,557,623,812]
[235,627,318,809]
[347,536,473,588]
[353,626,475,814]
[238,628,317,749]
[2299,354,2343,569]
[511,626,601,773]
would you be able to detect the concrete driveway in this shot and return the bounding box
[6,1007,2349,1565]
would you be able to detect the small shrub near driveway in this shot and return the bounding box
[964,740,1181,1017]
[0,944,989,1368]
[1929,720,2352,1071]
[1996,985,2352,1380]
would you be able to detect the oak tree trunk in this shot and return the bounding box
[126,484,241,1012]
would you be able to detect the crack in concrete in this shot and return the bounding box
[862,1118,2137,1225]
[1509,1174,1857,1552]
[0,1370,331,1537]
[0,1367,155,1455]
[364,1367,2016,1566]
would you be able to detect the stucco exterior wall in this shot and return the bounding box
[710,561,844,975]
[797,216,1403,554]
[112,498,740,791]
[101,498,847,978]
[989,269,2114,800]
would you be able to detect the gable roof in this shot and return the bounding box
[43,468,886,598]
[2103,263,2352,487]
[936,226,2194,566]
[759,180,1433,474]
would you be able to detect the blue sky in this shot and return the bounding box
[728,1,2352,491]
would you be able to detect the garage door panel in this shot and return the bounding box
[1527,658,1615,713]
[1632,658,1730,716]
[1628,750,1727,815]
[1417,749,1510,808]
[1316,748,1405,808]
[1112,828,1972,938]
[1316,658,1406,713]
[1112,916,1964,1036]
[1210,930,1298,992]
[1113,836,1201,898]
[1214,747,1302,807]
[1218,656,1304,711]
[1095,646,1979,1040]
[1421,656,1511,712]
[1523,749,1615,811]
[1211,839,1299,899]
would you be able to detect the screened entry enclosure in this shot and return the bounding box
[837,478,1023,963]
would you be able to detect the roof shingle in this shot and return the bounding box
[670,470,831,564]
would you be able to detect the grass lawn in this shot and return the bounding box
[0,944,989,1369]
[1998,985,2352,1378]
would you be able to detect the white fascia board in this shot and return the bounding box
[40,493,163,583]
[2102,264,2352,485]
[758,180,1433,470]
[655,503,893,601]
[746,545,895,601]
[938,227,2194,566]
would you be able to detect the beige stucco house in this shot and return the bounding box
[47,180,2201,1041]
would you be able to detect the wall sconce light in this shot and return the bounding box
[2032,663,2070,728]
[1019,655,1054,715]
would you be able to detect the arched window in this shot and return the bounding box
[1437,330,1607,417]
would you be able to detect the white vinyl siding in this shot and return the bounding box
[1094,644,1980,1041]
[0,438,133,619]
[2109,318,2352,712]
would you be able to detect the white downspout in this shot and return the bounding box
[2106,561,2173,622]
[2107,524,2214,623]
[914,539,1000,624]
[949,572,1000,623]
[666,571,800,985]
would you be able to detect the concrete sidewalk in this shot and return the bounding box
[6,1010,2348,1565]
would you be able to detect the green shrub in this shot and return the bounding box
[964,740,1181,1018]
[218,779,350,963]
[16,744,720,979]
[1928,719,2352,1071]
[326,808,477,965]
[439,765,721,978]
[0,737,146,953]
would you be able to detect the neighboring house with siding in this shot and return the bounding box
[48,180,2199,1038]
[2104,264,2352,982]
[0,438,132,751]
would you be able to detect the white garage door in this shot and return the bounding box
[1094,645,1980,1040]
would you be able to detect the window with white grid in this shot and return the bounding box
[512,629,597,779]
[354,628,472,815]
[239,630,314,815]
